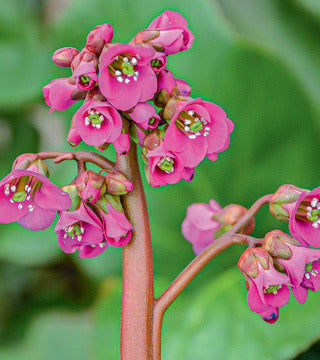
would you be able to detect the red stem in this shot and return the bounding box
[116,142,154,360]
[152,194,272,360]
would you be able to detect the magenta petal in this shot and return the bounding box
[247,282,269,313]
[137,66,157,102]
[18,204,56,231]
[34,185,71,211]
[107,231,132,247]
[260,307,279,324]
[291,285,308,304]
[0,190,29,223]
[78,242,108,258]
[265,286,291,308]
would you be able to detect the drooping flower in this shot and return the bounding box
[128,102,160,130]
[86,23,114,54]
[55,202,107,258]
[150,52,167,73]
[182,200,253,255]
[42,77,80,113]
[263,230,320,304]
[132,10,194,55]
[0,169,71,230]
[73,60,98,91]
[163,97,234,167]
[74,99,122,147]
[238,247,291,321]
[112,132,131,155]
[76,170,106,203]
[99,43,157,111]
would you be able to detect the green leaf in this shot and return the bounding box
[163,267,320,360]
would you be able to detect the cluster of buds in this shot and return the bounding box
[43,10,234,188]
[181,199,254,255]
[0,154,134,258]
[239,230,320,323]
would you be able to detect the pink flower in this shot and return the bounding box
[263,230,320,304]
[0,169,71,230]
[99,43,157,111]
[182,199,222,255]
[288,188,320,247]
[99,202,133,247]
[302,260,320,292]
[133,10,194,55]
[86,23,114,54]
[163,97,234,167]
[239,248,291,320]
[42,77,78,113]
[151,52,167,73]
[73,60,98,91]
[144,142,194,188]
[55,202,107,258]
[129,102,160,130]
[104,171,133,195]
[113,132,131,155]
[52,47,79,67]
[74,99,122,147]
[176,78,191,96]
[76,170,106,203]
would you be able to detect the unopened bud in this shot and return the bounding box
[61,184,81,211]
[270,184,307,222]
[12,153,49,177]
[105,171,133,195]
[76,170,106,203]
[263,230,299,260]
[52,47,79,67]
[238,247,271,278]
[86,23,114,54]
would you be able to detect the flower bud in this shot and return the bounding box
[86,23,114,54]
[52,47,79,67]
[263,230,299,260]
[60,184,81,211]
[76,170,106,203]
[238,247,271,278]
[105,171,133,195]
[270,184,306,222]
[12,153,49,177]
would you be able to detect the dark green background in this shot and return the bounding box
[0,0,319,358]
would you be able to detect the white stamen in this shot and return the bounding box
[134,71,139,77]
[123,57,129,63]
[133,76,138,82]
[4,189,9,196]
[184,119,192,125]
[10,199,14,203]
[77,236,82,242]
[311,198,319,208]
[115,70,121,76]
[274,290,278,295]
[115,56,119,60]
[307,206,313,212]
[25,185,29,191]
[89,110,95,115]
[96,124,101,129]
[99,243,105,248]
[205,127,211,131]
[312,222,319,228]
[204,132,209,137]
[18,204,23,210]
[307,211,312,218]
[130,57,137,65]
[305,273,311,279]
[26,187,31,193]
[92,123,96,128]
[63,233,68,239]
[67,226,73,232]
[201,118,207,125]
[80,227,85,234]
[184,126,190,132]
[5,184,9,191]
[99,115,104,121]
[124,78,130,84]
[117,76,124,83]
[188,134,197,139]
[187,110,194,116]
[27,196,30,201]
[312,270,318,276]
[91,245,96,248]
[195,132,201,136]
[194,117,200,122]
[85,117,90,126]
[11,186,16,192]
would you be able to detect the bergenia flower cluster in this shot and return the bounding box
[43,10,233,188]
[0,154,134,258]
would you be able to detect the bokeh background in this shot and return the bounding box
[0,0,320,359]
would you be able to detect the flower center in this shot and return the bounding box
[63,222,85,242]
[263,284,282,294]
[151,59,161,69]
[296,197,320,228]
[80,75,91,84]
[4,176,40,212]
[108,53,139,84]
[304,262,319,279]
[157,156,175,174]
[84,109,105,129]
[175,110,210,139]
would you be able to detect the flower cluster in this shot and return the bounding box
[0,154,134,258]
[43,10,233,188]
[239,230,320,323]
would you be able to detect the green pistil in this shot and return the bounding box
[80,75,90,84]
[151,59,160,68]
[121,62,134,76]
[189,121,203,133]
[308,209,320,222]
[67,224,82,238]
[305,262,313,272]
[89,113,103,125]
[149,117,156,125]
[12,191,27,202]
[264,285,282,294]
[158,158,174,173]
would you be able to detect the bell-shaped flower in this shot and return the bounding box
[263,230,320,304]
[99,43,157,111]
[163,97,234,167]
[86,23,114,54]
[0,169,71,230]
[128,102,160,130]
[76,170,106,203]
[132,10,194,55]
[55,202,107,258]
[73,60,98,91]
[74,99,122,147]
[238,248,291,319]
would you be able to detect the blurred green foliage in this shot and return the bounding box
[0,0,319,358]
